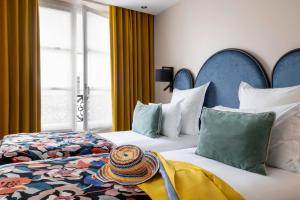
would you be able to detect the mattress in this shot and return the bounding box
[98,131,198,152]
[162,148,300,200]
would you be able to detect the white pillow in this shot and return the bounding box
[239,82,300,109]
[160,101,182,138]
[171,82,210,135]
[214,104,300,173]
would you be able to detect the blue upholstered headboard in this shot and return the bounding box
[195,49,269,108]
[173,69,194,90]
[272,49,300,88]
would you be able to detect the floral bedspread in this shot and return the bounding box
[0,132,116,165]
[0,153,150,199]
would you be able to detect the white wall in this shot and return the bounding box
[154,0,300,103]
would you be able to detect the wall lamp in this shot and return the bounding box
[155,66,174,92]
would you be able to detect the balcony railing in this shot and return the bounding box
[77,94,84,122]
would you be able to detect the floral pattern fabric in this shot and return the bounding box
[0,132,116,165]
[0,153,150,199]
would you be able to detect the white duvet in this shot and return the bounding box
[97,131,198,152]
[162,148,300,200]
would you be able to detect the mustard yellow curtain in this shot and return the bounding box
[0,0,41,138]
[109,6,154,131]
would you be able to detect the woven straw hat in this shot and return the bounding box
[97,145,159,185]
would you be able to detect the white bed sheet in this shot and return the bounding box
[162,148,300,200]
[97,131,198,152]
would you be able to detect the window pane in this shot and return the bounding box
[87,12,110,52]
[40,7,72,49]
[42,89,73,131]
[76,13,83,53]
[87,52,110,90]
[41,50,74,131]
[88,90,112,131]
[41,50,72,89]
[87,51,112,130]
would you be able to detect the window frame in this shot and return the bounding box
[39,0,111,132]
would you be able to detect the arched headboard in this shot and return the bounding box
[195,49,269,108]
[272,48,300,88]
[173,69,194,90]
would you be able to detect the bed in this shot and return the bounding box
[163,48,300,199]
[162,49,300,200]
[160,48,300,199]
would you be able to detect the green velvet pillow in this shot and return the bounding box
[132,101,162,138]
[196,107,275,175]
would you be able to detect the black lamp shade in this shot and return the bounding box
[155,68,173,82]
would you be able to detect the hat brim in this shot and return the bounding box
[96,152,159,185]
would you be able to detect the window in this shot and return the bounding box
[39,0,111,132]
[86,11,112,131]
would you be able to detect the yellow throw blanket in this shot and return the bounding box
[138,153,244,200]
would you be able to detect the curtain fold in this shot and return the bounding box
[0,0,41,138]
[109,6,154,131]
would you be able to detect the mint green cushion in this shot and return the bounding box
[132,101,162,138]
[196,108,275,175]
